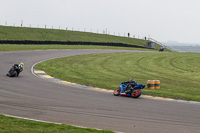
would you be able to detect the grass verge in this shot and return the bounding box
[0,26,156,48]
[35,52,200,102]
[0,114,114,133]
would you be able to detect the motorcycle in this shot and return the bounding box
[113,81,145,98]
[7,64,23,77]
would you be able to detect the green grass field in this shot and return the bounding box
[0,26,162,50]
[35,52,200,102]
[0,115,113,133]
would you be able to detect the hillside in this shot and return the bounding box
[0,26,160,50]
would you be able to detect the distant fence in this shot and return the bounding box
[148,38,173,51]
[0,40,147,48]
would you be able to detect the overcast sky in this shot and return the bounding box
[1,0,200,44]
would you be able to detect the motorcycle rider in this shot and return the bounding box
[7,62,24,77]
[129,79,138,86]
[124,79,138,93]
[16,62,24,76]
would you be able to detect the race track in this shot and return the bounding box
[0,49,200,133]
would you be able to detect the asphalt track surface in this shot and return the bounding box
[0,49,200,133]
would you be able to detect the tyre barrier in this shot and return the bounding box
[147,80,160,89]
[154,80,160,89]
[0,40,147,48]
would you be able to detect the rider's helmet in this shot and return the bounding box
[130,78,138,86]
[130,79,135,82]
[19,62,24,67]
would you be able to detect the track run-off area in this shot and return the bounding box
[0,49,200,133]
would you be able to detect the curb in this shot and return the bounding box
[33,69,114,93]
[33,69,200,105]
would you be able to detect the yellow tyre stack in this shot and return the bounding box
[154,80,160,89]
[147,80,160,89]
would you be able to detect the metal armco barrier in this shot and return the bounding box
[0,40,146,48]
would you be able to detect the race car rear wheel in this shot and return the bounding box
[113,88,120,96]
[131,89,142,98]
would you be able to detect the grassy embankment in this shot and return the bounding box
[0,115,113,133]
[0,26,160,51]
[35,52,200,102]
